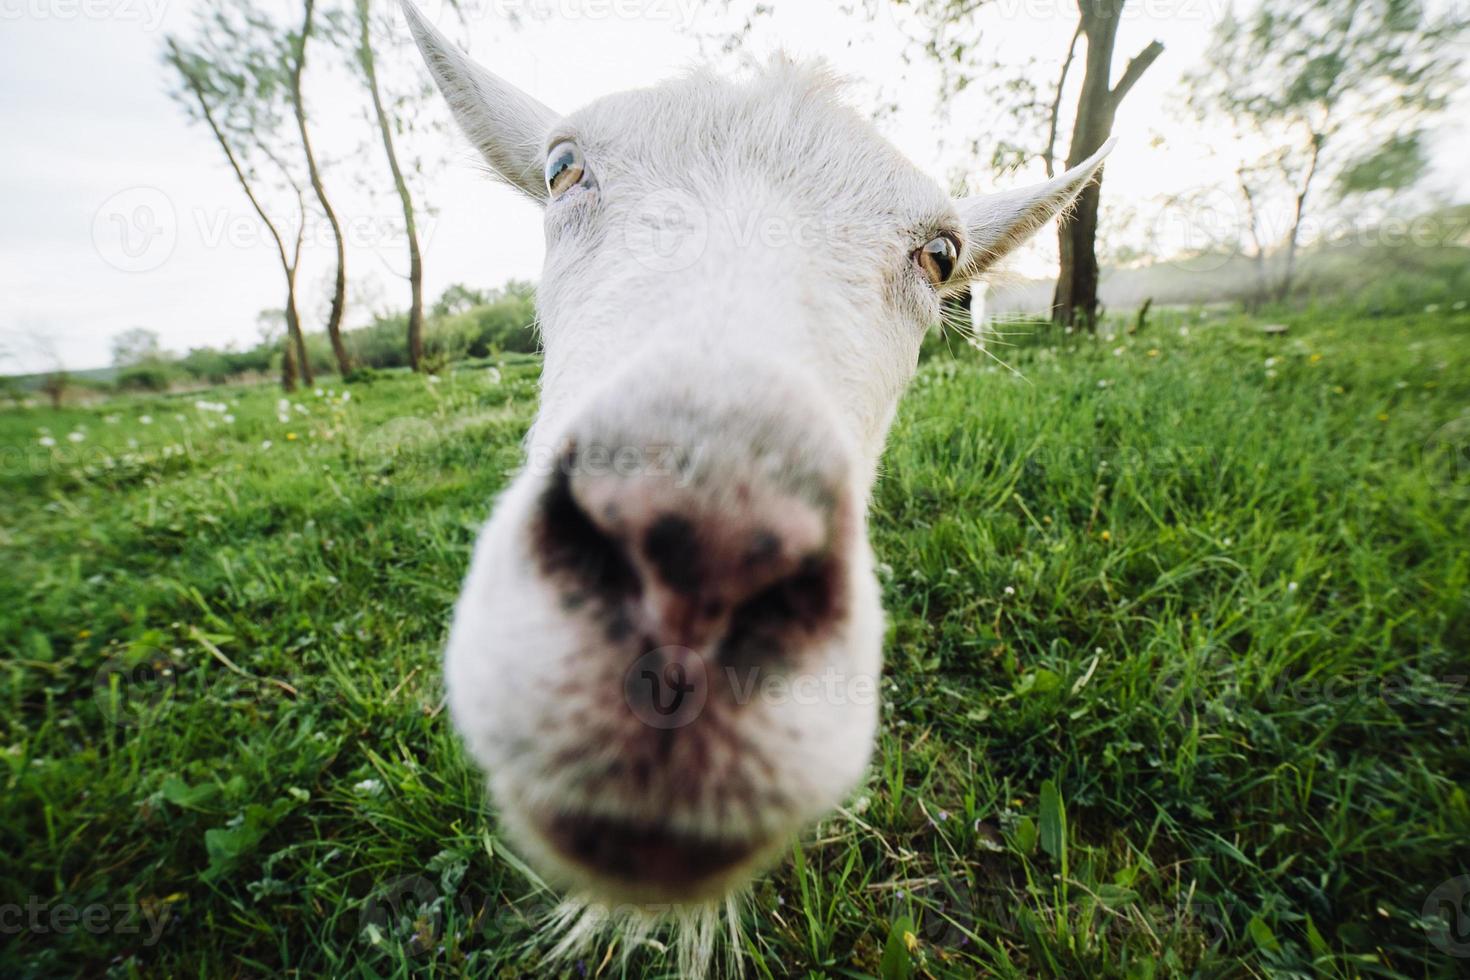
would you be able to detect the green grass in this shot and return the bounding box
[2,312,1468,978]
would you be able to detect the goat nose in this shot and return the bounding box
[534,451,846,657]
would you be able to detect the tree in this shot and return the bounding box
[432,283,490,319]
[903,0,1160,330]
[290,0,353,376]
[165,7,317,391]
[349,0,437,372]
[1047,2,1161,329]
[111,328,164,367]
[1185,0,1465,304]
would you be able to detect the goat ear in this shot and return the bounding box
[954,139,1115,278]
[400,0,560,202]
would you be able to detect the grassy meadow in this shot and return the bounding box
[3,308,1469,978]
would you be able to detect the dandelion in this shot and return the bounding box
[1309,353,1323,364]
[77,629,92,639]
[1100,530,1112,542]
[1333,385,1346,394]
[260,440,273,450]
[1377,413,1389,422]
[1147,348,1160,357]
[1003,585,1016,596]
[67,431,85,443]
[38,436,56,447]
[286,432,298,441]
[139,415,153,425]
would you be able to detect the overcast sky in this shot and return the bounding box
[1,0,1464,372]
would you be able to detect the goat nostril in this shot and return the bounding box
[535,465,641,603]
[720,554,841,670]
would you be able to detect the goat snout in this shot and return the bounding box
[535,442,849,665]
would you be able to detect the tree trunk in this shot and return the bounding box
[1050,4,1162,331]
[167,39,310,393]
[1276,134,1322,304]
[281,334,298,391]
[285,269,313,388]
[293,0,352,377]
[358,0,425,372]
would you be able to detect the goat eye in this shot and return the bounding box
[545,141,586,198]
[913,233,959,287]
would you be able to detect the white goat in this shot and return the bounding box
[402,1,1110,972]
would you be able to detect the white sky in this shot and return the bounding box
[1,0,1464,372]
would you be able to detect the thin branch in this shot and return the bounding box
[1109,39,1164,108]
[167,39,296,279]
[1044,20,1084,178]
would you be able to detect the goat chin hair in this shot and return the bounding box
[537,890,751,979]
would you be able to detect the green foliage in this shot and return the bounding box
[1336,131,1431,198]
[2,309,1468,976]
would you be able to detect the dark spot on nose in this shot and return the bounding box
[644,514,703,595]
[535,465,640,602]
[743,531,780,568]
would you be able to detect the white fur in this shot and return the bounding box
[402,1,1110,972]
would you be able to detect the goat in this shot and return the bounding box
[402,1,1111,971]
